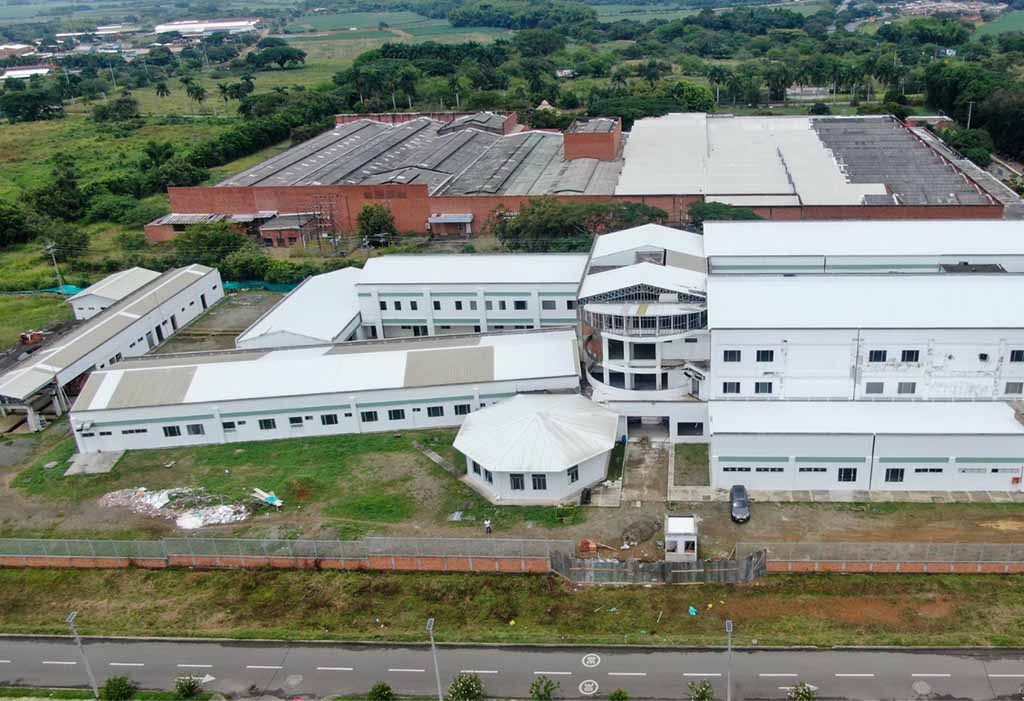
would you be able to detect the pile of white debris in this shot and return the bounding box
[99,487,250,529]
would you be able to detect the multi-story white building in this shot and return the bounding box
[707,274,1024,402]
[356,254,586,339]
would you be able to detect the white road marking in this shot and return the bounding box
[246,665,283,670]
[912,674,951,678]
[835,673,875,678]
[759,673,798,678]
[388,668,425,673]
[109,663,145,667]
[608,672,647,677]
[177,664,213,669]
[42,661,77,665]
[0,661,10,664]
[989,674,1024,678]
[460,670,498,675]
[316,667,354,672]
[534,671,572,676]
[684,673,722,678]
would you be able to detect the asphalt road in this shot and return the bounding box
[3,637,1024,699]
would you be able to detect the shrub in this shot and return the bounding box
[609,689,629,701]
[85,193,137,224]
[530,675,559,701]
[807,102,830,115]
[221,247,271,281]
[447,673,484,701]
[175,675,203,700]
[115,231,149,252]
[101,675,138,701]
[368,682,394,701]
[688,680,714,701]
[357,203,397,239]
[787,682,816,701]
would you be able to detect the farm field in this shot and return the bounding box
[0,295,72,347]
[976,9,1024,35]
[593,0,829,20]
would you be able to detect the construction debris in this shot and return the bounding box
[99,487,250,529]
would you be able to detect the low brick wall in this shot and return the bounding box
[767,560,1024,574]
[0,554,550,574]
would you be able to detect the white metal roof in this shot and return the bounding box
[615,114,888,205]
[358,254,588,286]
[591,223,705,260]
[707,274,1024,329]
[710,401,1024,436]
[0,265,214,401]
[666,516,697,534]
[704,220,1024,257]
[578,262,707,300]
[68,267,161,303]
[73,329,580,412]
[453,393,619,472]
[235,267,362,347]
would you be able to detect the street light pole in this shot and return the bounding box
[66,612,99,700]
[426,617,443,701]
[725,619,734,701]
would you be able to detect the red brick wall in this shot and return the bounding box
[767,560,1024,574]
[144,223,178,243]
[565,120,622,161]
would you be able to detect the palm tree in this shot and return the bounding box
[154,81,170,98]
[185,83,207,113]
[706,65,732,105]
[217,83,230,104]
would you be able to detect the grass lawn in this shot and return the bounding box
[674,443,709,486]
[1,567,1023,646]
[976,9,1024,35]
[0,294,73,346]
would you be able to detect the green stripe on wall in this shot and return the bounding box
[358,395,475,409]
[711,264,823,271]
[955,457,1024,464]
[92,414,215,428]
[826,263,939,270]
[878,457,949,464]
[718,456,789,463]
[795,457,866,463]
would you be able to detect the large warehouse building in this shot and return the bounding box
[145,112,1010,242]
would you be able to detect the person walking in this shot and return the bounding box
[484,518,493,535]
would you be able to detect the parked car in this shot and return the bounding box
[730,484,750,523]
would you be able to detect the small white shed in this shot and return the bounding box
[664,515,698,562]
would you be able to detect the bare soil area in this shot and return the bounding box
[155,290,284,354]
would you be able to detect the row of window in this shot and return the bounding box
[723,380,1024,397]
[379,299,577,313]
[722,465,1019,483]
[721,381,774,394]
[471,462,579,489]
[724,465,860,482]
[722,350,774,363]
[722,349,1024,365]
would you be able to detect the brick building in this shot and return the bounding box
[146,111,1011,243]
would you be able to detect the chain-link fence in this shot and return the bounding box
[0,537,574,562]
[737,542,1024,563]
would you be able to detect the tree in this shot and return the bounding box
[221,246,270,281]
[357,203,397,239]
[787,682,816,701]
[447,673,484,701]
[491,198,666,252]
[530,675,559,701]
[688,680,714,701]
[41,222,89,262]
[185,83,207,113]
[154,81,171,98]
[367,682,395,701]
[101,676,137,701]
[687,201,761,233]
[0,201,41,248]
[173,221,251,267]
[25,153,86,221]
[92,91,139,121]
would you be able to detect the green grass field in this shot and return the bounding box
[593,0,828,20]
[2,567,1023,647]
[976,9,1024,35]
[0,294,72,345]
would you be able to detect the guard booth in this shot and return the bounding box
[664,515,698,562]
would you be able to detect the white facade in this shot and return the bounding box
[70,329,580,454]
[709,401,1024,493]
[357,254,586,339]
[0,265,223,430]
[705,220,1024,274]
[68,267,161,320]
[153,18,262,35]
[236,267,363,349]
[454,393,619,505]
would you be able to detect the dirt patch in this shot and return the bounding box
[979,519,1024,532]
[156,290,284,354]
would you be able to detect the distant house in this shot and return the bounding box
[555,69,577,79]
[0,65,52,81]
[0,43,35,58]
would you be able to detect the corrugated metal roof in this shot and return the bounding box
[68,267,161,302]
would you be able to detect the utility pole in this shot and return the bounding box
[45,242,65,287]
[66,612,99,700]
[426,618,443,701]
[725,619,734,701]
[966,100,975,131]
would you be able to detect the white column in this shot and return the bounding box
[423,289,435,335]
[473,386,481,410]
[531,290,541,328]
[601,335,610,385]
[655,339,663,390]
[214,407,226,444]
[477,289,488,332]
[370,290,384,339]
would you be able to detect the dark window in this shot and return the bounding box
[756,350,774,362]
[410,300,418,311]
[898,382,916,395]
[394,301,402,311]
[542,300,556,310]
[321,414,338,425]
[915,467,944,474]
[754,382,773,394]
[868,350,887,362]
[484,469,493,484]
[979,353,989,362]
[163,425,181,437]
[901,349,920,362]
[455,404,471,415]
[433,300,441,311]
[723,350,741,362]
[472,461,481,475]
[186,423,205,436]
[722,382,740,394]
[567,300,577,310]
[568,465,579,483]
[514,300,527,311]
[865,382,884,395]
[838,467,858,482]
[499,301,507,311]
[360,411,378,423]
[427,406,444,418]
[485,301,493,311]
[510,473,525,490]
[258,418,276,430]
[798,467,827,473]
[388,409,406,421]
[1012,350,1024,363]
[289,416,303,427]
[1007,382,1024,395]
[531,474,547,490]
[884,468,904,483]
[222,421,236,431]
[379,301,387,311]
[455,301,463,311]
[722,466,751,472]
